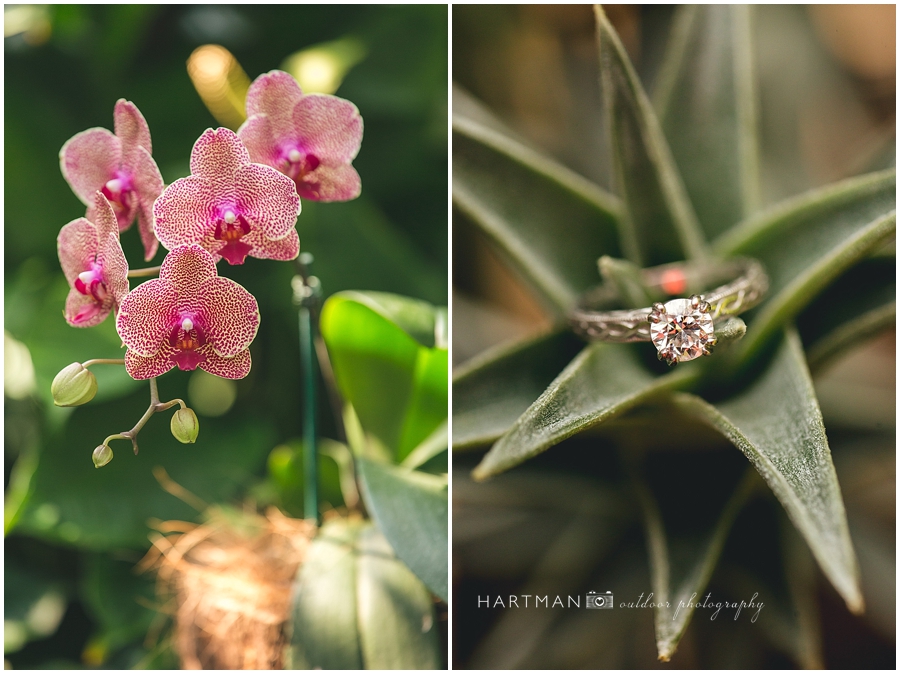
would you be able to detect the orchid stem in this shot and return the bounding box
[82,358,126,368]
[127,266,162,278]
[102,377,186,455]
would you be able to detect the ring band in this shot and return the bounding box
[568,258,768,365]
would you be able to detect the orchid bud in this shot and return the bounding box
[51,363,98,407]
[92,444,113,468]
[171,408,200,444]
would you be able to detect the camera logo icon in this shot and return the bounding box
[586,591,614,609]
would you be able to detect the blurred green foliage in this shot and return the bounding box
[5,4,447,668]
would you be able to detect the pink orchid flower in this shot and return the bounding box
[153,128,301,266]
[58,192,130,328]
[238,70,363,202]
[59,99,165,261]
[116,244,260,380]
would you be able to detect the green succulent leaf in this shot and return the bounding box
[472,344,698,480]
[290,519,439,670]
[452,329,584,450]
[715,169,896,361]
[453,94,622,314]
[633,466,758,661]
[654,5,760,240]
[673,329,863,613]
[357,457,448,602]
[594,5,709,266]
[320,291,448,462]
[401,419,447,469]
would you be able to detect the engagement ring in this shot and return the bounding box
[569,258,768,365]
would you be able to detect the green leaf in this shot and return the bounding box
[453,94,622,314]
[633,466,758,661]
[673,329,863,613]
[654,5,760,240]
[321,292,447,461]
[452,329,584,450]
[715,169,896,361]
[290,519,439,669]
[401,419,447,469]
[594,5,709,266]
[358,457,448,601]
[798,257,895,371]
[472,344,698,480]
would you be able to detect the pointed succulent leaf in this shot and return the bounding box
[320,292,447,461]
[291,519,439,669]
[654,5,760,240]
[715,169,896,361]
[357,458,448,601]
[238,70,363,201]
[472,343,699,480]
[453,89,622,315]
[633,466,758,661]
[453,329,584,450]
[594,5,709,266]
[401,420,447,469]
[673,329,863,614]
[797,257,895,371]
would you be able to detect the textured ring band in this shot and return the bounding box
[569,258,768,365]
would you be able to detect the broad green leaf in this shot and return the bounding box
[655,5,760,240]
[453,97,622,314]
[797,257,895,371]
[633,466,758,661]
[321,292,447,461]
[356,524,440,669]
[452,329,583,450]
[673,329,863,613]
[401,419,447,469]
[291,519,364,669]
[715,169,896,361]
[292,519,439,669]
[358,457,448,601]
[595,5,708,266]
[472,344,698,480]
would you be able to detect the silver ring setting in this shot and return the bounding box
[569,258,768,365]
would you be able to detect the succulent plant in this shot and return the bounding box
[452,5,894,668]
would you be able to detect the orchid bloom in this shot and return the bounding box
[238,70,363,202]
[116,244,260,380]
[153,128,301,266]
[58,192,129,328]
[60,99,165,261]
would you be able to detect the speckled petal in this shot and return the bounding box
[235,163,300,239]
[154,176,220,249]
[98,231,130,306]
[116,279,178,357]
[236,114,281,167]
[131,145,165,260]
[158,244,219,297]
[245,70,304,134]
[60,128,121,204]
[58,217,97,286]
[189,128,251,181]
[245,227,300,262]
[197,276,260,357]
[114,99,153,166]
[299,163,361,202]
[199,348,252,380]
[89,192,120,239]
[125,348,176,380]
[294,93,363,163]
[64,288,108,328]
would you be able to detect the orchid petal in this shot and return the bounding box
[243,227,300,262]
[189,127,251,180]
[98,231,130,305]
[198,275,260,356]
[64,289,107,328]
[199,348,252,380]
[125,349,176,380]
[117,279,178,357]
[153,176,220,249]
[293,93,363,163]
[237,114,281,167]
[159,244,219,296]
[60,128,121,204]
[245,70,304,134]
[235,163,300,239]
[57,218,97,285]
[114,99,153,165]
[89,191,120,239]
[300,163,362,202]
[130,145,165,260]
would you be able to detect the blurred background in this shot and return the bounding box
[453,4,894,669]
[5,5,447,668]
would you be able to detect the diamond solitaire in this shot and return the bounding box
[649,295,716,365]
